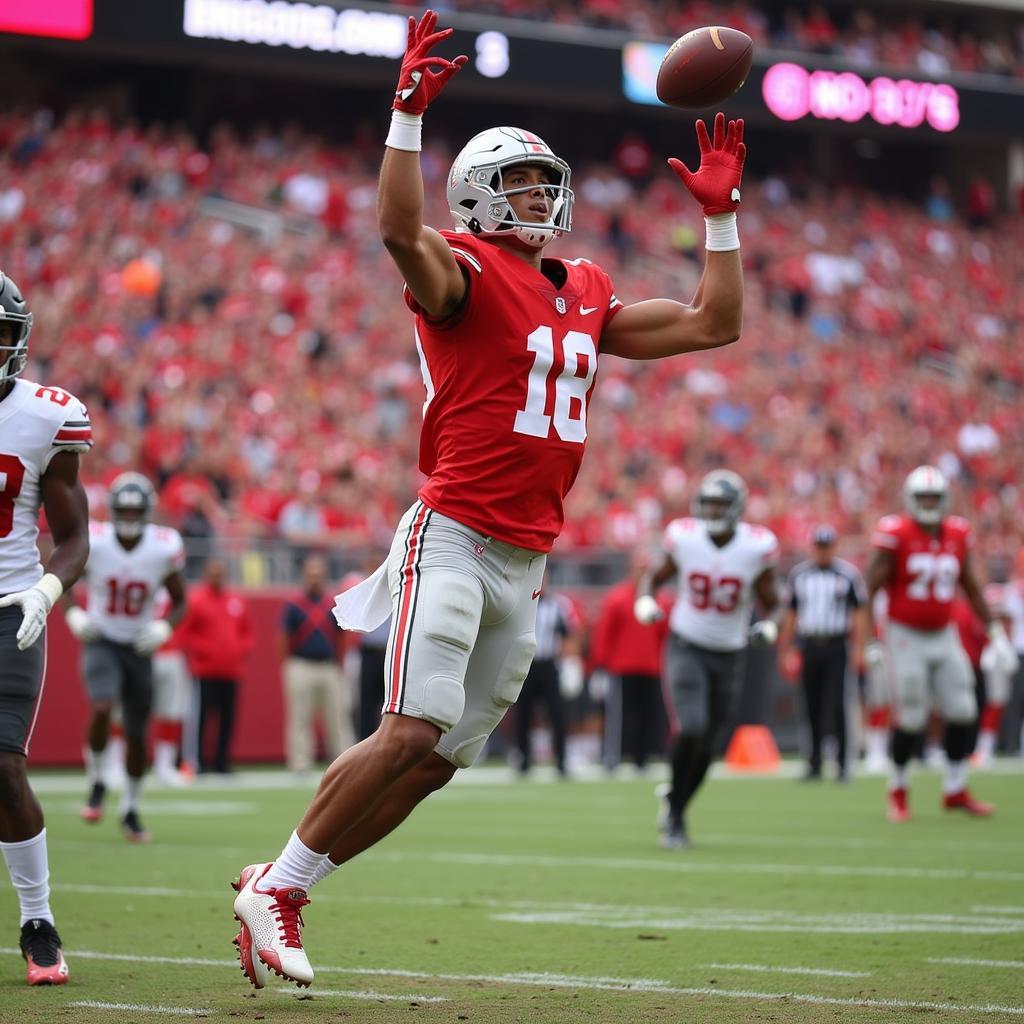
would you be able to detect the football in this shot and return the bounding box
[656,26,754,109]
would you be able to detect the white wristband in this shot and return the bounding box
[35,572,64,610]
[386,110,423,152]
[705,213,740,252]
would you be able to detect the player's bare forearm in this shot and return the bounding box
[601,252,742,360]
[639,555,677,598]
[164,570,188,628]
[40,452,89,591]
[377,147,425,251]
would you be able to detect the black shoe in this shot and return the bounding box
[20,919,69,985]
[121,809,151,844]
[81,781,106,823]
[801,767,822,782]
[660,821,690,850]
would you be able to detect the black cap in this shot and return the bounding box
[813,524,837,546]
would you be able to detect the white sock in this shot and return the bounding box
[889,766,908,790]
[943,760,967,795]
[263,831,324,891]
[105,736,127,785]
[120,776,143,814]
[309,856,340,888]
[0,829,54,925]
[975,730,996,758]
[84,747,104,786]
[154,741,176,775]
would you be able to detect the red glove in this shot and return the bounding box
[668,113,746,216]
[393,10,468,115]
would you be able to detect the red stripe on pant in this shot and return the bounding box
[387,504,429,713]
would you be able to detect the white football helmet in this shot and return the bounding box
[903,465,949,526]
[0,271,33,384]
[109,472,155,540]
[693,469,747,538]
[447,127,573,249]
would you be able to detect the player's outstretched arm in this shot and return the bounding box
[602,113,744,360]
[377,10,468,319]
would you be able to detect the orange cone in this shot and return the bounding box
[724,725,781,773]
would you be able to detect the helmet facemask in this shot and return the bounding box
[902,466,949,526]
[692,470,747,538]
[109,473,155,540]
[448,128,574,250]
[0,274,33,384]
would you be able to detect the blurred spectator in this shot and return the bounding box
[178,559,253,774]
[590,552,670,772]
[1,105,1021,577]
[279,555,354,775]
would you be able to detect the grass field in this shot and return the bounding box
[2,762,1023,1023]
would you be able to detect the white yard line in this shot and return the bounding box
[705,962,871,978]
[492,908,1023,935]
[5,948,1022,1017]
[929,957,1024,969]
[69,1001,211,1016]
[378,849,1024,884]
[970,906,1024,916]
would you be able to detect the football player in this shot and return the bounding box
[0,271,91,985]
[231,9,747,988]
[63,472,186,841]
[865,465,1014,822]
[636,470,780,848]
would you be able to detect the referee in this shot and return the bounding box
[514,591,581,778]
[778,525,867,781]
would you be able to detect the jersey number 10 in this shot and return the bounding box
[514,326,598,444]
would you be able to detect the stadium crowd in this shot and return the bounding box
[444,0,1024,79]
[0,106,1020,575]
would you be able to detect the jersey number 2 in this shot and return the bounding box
[0,454,25,539]
[514,326,597,444]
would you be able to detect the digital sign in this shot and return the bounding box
[762,62,960,133]
[0,0,93,40]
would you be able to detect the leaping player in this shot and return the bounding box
[231,9,747,988]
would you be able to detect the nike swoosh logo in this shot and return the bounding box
[532,589,542,600]
[579,305,599,315]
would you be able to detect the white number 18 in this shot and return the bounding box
[513,325,597,444]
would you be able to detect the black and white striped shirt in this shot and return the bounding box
[534,592,578,661]
[787,558,866,638]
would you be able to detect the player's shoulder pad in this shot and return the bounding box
[667,516,701,538]
[88,519,113,540]
[945,515,972,535]
[744,522,780,557]
[27,382,93,451]
[871,515,904,548]
[439,229,485,274]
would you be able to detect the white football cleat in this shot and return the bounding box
[231,865,270,989]
[232,862,313,988]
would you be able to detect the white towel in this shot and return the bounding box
[333,558,392,632]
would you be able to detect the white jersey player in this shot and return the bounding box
[637,469,779,848]
[0,270,91,986]
[63,473,186,842]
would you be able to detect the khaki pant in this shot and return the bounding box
[283,657,353,772]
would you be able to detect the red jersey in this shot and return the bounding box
[407,231,621,552]
[871,514,972,631]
